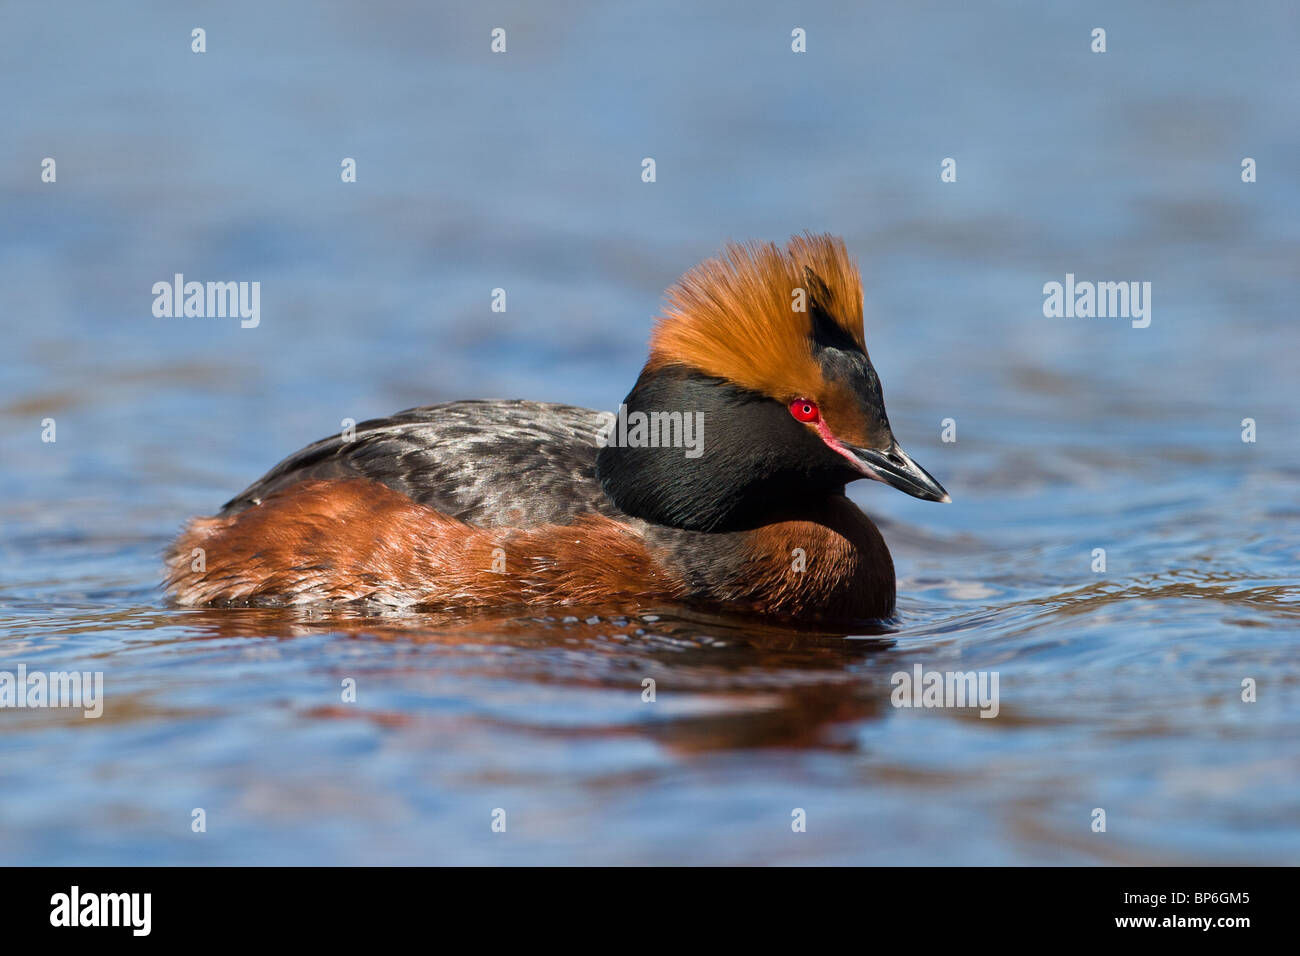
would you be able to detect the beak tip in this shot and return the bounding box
[842,441,950,504]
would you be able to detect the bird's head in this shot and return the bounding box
[596,234,948,531]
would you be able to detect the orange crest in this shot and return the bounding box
[647,233,867,401]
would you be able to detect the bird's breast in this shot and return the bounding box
[643,496,896,621]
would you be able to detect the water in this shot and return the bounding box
[1,0,1297,864]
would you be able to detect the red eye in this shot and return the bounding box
[789,399,820,423]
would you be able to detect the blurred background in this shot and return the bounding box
[0,0,1297,864]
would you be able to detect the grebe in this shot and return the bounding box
[166,234,948,622]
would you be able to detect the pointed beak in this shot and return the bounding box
[846,441,950,503]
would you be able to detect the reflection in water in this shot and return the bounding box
[172,603,896,752]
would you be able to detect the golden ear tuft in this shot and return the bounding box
[646,234,866,399]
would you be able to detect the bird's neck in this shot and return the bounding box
[595,365,839,532]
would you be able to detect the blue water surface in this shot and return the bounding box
[1,0,1297,864]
